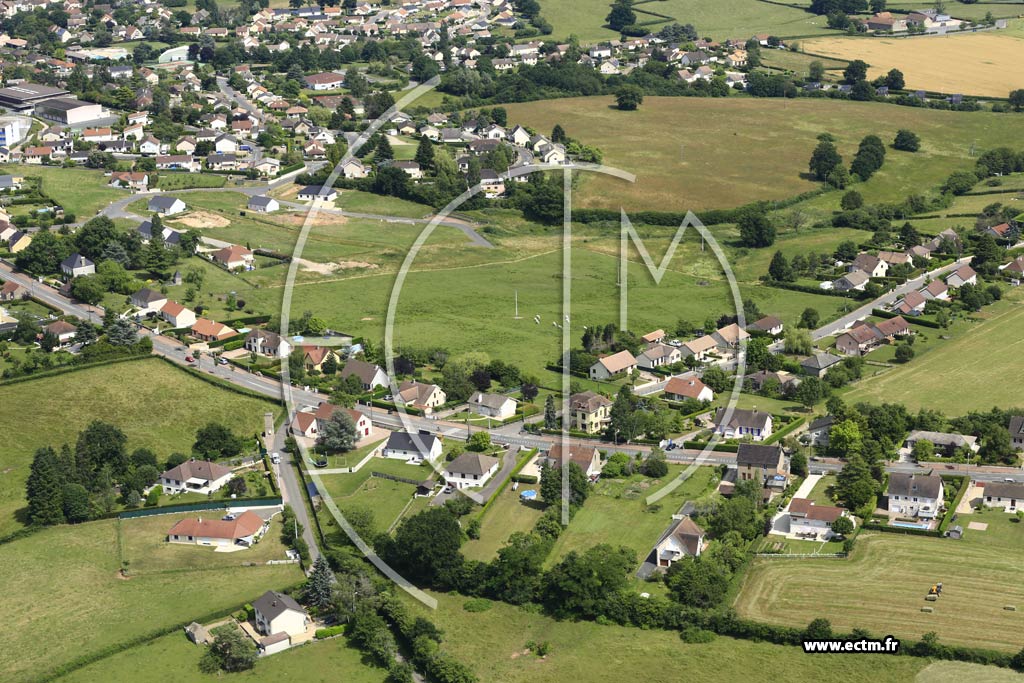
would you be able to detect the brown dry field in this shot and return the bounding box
[803,31,1024,97]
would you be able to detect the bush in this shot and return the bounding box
[680,627,716,643]
[511,474,537,484]
[315,625,346,639]
[462,597,494,612]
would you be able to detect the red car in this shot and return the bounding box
[184,355,195,362]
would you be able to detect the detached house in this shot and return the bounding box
[1009,415,1024,451]
[637,343,681,369]
[886,472,943,520]
[568,391,612,434]
[982,482,1024,513]
[252,590,310,647]
[60,253,95,278]
[340,359,388,390]
[190,318,235,342]
[383,431,442,463]
[653,516,706,568]
[946,264,977,289]
[588,349,637,380]
[159,459,233,495]
[736,443,787,488]
[713,408,774,441]
[395,380,447,414]
[445,452,500,489]
[663,376,713,403]
[467,391,517,420]
[544,442,601,478]
[245,329,293,359]
[211,244,255,271]
[787,498,851,539]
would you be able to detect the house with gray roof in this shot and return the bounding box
[467,391,517,420]
[445,452,500,489]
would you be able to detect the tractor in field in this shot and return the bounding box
[925,583,943,601]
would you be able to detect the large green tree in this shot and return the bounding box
[26,447,65,525]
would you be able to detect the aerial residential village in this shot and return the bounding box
[2,0,1024,680]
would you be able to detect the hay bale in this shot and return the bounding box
[1005,605,1017,611]
[921,607,934,613]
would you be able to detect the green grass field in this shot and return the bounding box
[546,465,718,566]
[0,164,123,220]
[157,173,227,190]
[735,510,1024,652]
[315,456,434,537]
[842,289,1024,414]
[501,96,1024,213]
[462,487,547,561]
[539,0,834,44]
[0,358,274,536]
[1,517,303,683]
[55,632,387,683]
[407,592,935,682]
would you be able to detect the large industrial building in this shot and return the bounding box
[33,97,104,125]
[0,83,68,112]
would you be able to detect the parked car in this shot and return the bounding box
[184,355,195,362]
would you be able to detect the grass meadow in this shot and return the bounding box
[539,0,834,44]
[501,96,1024,212]
[0,359,273,536]
[55,632,386,683]
[0,164,124,220]
[1,516,303,683]
[735,510,1024,652]
[842,288,1024,414]
[405,592,935,683]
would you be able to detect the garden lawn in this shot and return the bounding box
[545,465,718,567]
[314,456,433,537]
[842,289,1024,414]
[404,592,933,683]
[0,164,123,220]
[0,358,274,537]
[735,510,1024,652]
[0,517,302,683]
[462,487,546,562]
[119,512,292,574]
[55,630,387,683]
[806,474,838,506]
[501,96,1024,212]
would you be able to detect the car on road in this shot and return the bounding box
[271,453,281,464]
[218,357,228,365]
[184,355,195,362]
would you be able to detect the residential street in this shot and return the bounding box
[812,255,974,340]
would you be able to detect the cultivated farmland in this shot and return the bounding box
[735,512,1024,652]
[802,29,1024,98]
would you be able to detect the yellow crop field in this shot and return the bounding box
[803,32,1024,97]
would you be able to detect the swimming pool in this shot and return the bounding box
[890,520,933,530]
